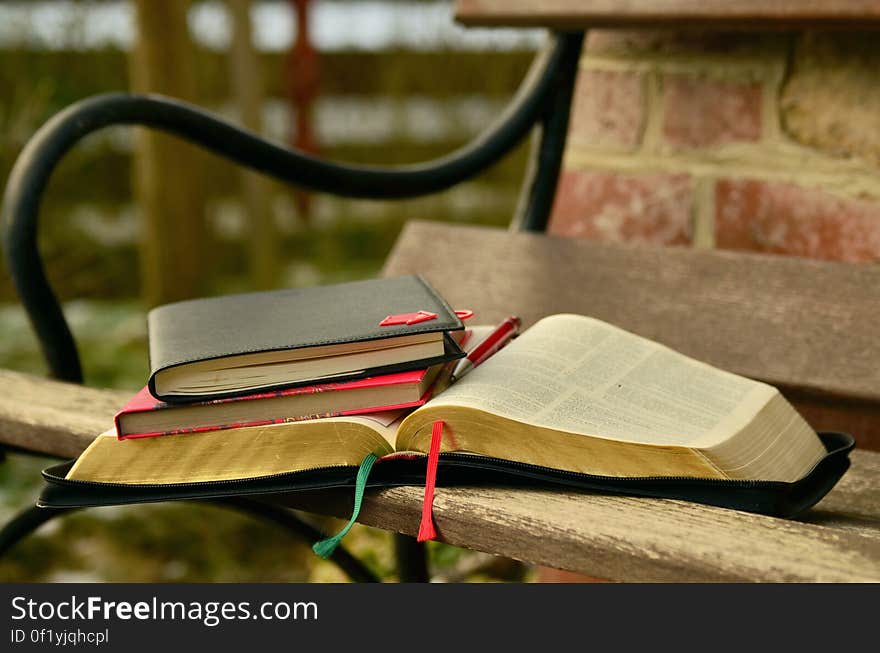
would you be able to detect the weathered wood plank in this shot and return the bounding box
[0,369,876,580]
[0,369,128,459]
[455,0,880,29]
[280,446,880,582]
[383,221,880,449]
[803,448,880,539]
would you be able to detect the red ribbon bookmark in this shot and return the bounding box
[417,420,445,542]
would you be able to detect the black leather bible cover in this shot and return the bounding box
[147,275,465,402]
[38,432,855,519]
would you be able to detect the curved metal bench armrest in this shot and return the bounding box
[1,32,582,384]
[514,32,584,232]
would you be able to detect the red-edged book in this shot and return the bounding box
[114,365,444,439]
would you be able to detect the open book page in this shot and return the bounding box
[419,314,783,449]
[67,411,402,485]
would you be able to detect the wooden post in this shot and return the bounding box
[130,0,210,307]
[228,0,279,290]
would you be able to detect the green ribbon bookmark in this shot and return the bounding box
[312,453,379,559]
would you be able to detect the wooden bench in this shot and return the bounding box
[2,3,879,582]
[2,222,878,581]
[455,0,880,28]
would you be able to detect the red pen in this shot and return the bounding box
[451,316,521,381]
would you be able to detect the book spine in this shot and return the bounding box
[117,397,426,439]
[117,414,341,440]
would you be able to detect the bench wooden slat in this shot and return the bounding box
[0,369,877,581]
[280,465,880,582]
[383,221,880,449]
[455,0,880,29]
[0,369,127,459]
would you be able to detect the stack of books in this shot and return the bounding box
[49,275,852,525]
[115,275,468,439]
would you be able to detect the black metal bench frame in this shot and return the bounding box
[0,32,584,582]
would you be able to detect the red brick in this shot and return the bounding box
[662,76,762,148]
[568,69,645,149]
[716,179,880,262]
[549,170,693,245]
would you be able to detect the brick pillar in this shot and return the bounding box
[550,30,880,262]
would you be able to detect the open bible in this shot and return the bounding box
[64,313,839,489]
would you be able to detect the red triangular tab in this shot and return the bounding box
[407,311,437,324]
[379,311,438,326]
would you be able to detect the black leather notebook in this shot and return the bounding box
[147,275,465,402]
